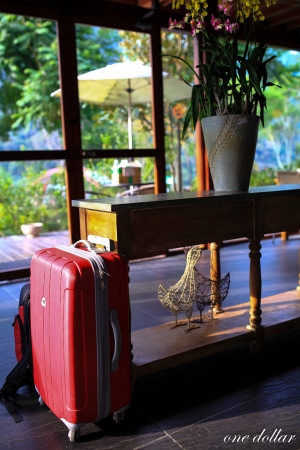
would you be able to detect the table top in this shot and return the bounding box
[72,184,300,213]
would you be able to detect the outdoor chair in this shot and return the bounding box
[276,170,300,185]
[117,184,155,197]
[85,190,111,198]
[275,170,300,239]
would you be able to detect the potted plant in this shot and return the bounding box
[166,0,280,191]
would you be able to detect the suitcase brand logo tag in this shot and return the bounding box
[41,297,46,307]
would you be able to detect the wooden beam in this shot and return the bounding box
[0,150,66,162]
[81,149,158,158]
[150,0,166,193]
[0,0,60,19]
[72,0,148,32]
[56,11,84,244]
[0,268,30,283]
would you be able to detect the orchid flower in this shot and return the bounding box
[211,15,223,31]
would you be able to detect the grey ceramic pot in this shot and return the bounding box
[201,114,260,192]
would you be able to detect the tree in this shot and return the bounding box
[0,164,68,235]
[0,14,123,148]
[256,49,300,169]
[0,15,59,139]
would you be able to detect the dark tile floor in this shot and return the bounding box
[0,237,300,449]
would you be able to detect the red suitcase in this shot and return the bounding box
[30,240,131,442]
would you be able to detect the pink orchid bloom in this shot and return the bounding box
[183,13,190,23]
[211,14,222,31]
[197,20,206,31]
[218,0,234,17]
[225,19,239,33]
[189,19,198,36]
[230,22,239,32]
[169,18,184,30]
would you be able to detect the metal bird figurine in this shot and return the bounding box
[195,269,230,321]
[158,246,202,331]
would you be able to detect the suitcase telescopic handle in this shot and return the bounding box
[73,239,104,254]
[110,309,122,373]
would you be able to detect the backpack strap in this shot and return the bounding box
[23,290,31,351]
[0,342,33,398]
[1,395,23,423]
[0,343,33,423]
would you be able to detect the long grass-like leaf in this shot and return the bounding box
[263,54,277,65]
[199,64,209,80]
[161,53,200,81]
[250,47,260,66]
[245,60,263,95]
[266,82,282,88]
[182,105,192,139]
[191,85,201,128]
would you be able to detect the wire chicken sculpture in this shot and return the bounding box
[195,269,230,322]
[158,246,202,332]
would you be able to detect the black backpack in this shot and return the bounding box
[0,283,33,399]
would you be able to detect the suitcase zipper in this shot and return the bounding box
[56,245,111,421]
[98,267,108,288]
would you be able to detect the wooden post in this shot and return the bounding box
[150,0,166,194]
[210,242,224,314]
[56,13,85,244]
[193,37,212,192]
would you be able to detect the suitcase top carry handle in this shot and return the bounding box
[73,240,106,254]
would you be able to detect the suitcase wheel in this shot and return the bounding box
[38,396,45,406]
[68,429,80,442]
[113,412,124,424]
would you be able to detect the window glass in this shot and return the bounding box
[0,13,63,150]
[83,157,155,197]
[161,29,196,192]
[254,49,300,177]
[0,160,68,236]
[0,160,68,270]
[75,25,153,150]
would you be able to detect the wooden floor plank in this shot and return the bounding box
[0,231,70,268]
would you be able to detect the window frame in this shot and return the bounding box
[0,0,167,281]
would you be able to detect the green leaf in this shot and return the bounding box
[244,60,263,96]
[265,82,282,88]
[191,85,201,129]
[182,105,192,139]
[199,63,209,80]
[162,53,200,81]
[263,54,277,65]
[250,47,261,66]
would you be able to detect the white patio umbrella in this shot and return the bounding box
[51,61,192,149]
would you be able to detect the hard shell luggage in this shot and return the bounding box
[30,240,131,442]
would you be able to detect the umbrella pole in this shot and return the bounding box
[127,79,133,150]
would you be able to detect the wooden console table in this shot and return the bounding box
[72,185,300,376]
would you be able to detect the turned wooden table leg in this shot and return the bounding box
[247,238,265,353]
[210,242,224,314]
